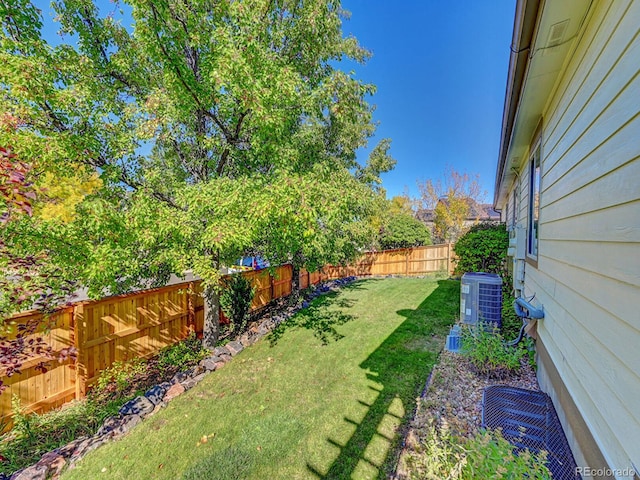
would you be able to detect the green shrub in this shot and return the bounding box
[461,322,525,378]
[501,289,523,340]
[407,424,551,480]
[453,222,508,276]
[0,335,208,476]
[379,212,432,249]
[220,273,256,334]
[1,396,115,475]
[92,357,147,401]
[156,332,208,371]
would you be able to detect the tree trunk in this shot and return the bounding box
[202,285,220,350]
[292,264,300,292]
[290,263,301,304]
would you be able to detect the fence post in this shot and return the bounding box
[405,249,410,275]
[73,303,87,400]
[447,243,452,275]
[187,281,195,332]
[270,271,275,302]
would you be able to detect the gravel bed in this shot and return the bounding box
[394,350,539,478]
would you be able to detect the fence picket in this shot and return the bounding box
[1,244,454,426]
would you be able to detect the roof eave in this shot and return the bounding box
[494,0,542,210]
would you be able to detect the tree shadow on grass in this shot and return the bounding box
[267,279,378,346]
[268,292,356,347]
[306,279,460,479]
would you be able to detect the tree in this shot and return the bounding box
[0,0,394,348]
[417,165,486,243]
[0,146,76,392]
[452,222,508,276]
[388,194,414,216]
[378,212,431,250]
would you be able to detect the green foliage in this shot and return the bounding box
[379,212,431,250]
[453,222,508,276]
[0,0,395,350]
[60,278,459,480]
[1,333,207,475]
[461,323,525,378]
[2,396,116,475]
[93,357,147,401]
[417,166,485,243]
[501,287,524,340]
[156,332,209,371]
[220,274,256,334]
[406,424,551,480]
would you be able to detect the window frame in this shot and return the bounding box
[526,139,541,267]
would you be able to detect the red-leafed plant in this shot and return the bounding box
[0,146,76,393]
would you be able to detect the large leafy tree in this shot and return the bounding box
[378,212,431,250]
[0,0,394,347]
[417,166,485,243]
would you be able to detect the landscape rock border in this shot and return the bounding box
[8,276,358,480]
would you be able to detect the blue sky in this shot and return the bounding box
[340,0,516,202]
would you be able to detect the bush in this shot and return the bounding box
[1,334,210,476]
[220,274,256,334]
[453,222,508,276]
[92,357,147,401]
[379,213,432,250]
[156,332,209,371]
[461,322,525,379]
[406,423,551,479]
[500,287,524,341]
[2,396,116,475]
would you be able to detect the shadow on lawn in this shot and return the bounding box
[307,280,459,479]
[268,280,378,347]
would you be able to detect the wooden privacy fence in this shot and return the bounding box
[0,265,292,427]
[299,243,454,287]
[1,244,453,424]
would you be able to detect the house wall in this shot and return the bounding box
[505,1,640,477]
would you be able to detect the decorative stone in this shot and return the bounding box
[150,402,166,416]
[214,361,226,370]
[11,463,48,480]
[171,368,194,384]
[225,341,244,356]
[191,364,206,376]
[35,452,66,479]
[118,395,155,417]
[180,373,206,390]
[199,357,218,371]
[96,416,124,437]
[238,333,252,347]
[163,382,185,402]
[55,436,87,458]
[213,347,228,357]
[98,414,142,441]
[81,436,108,456]
[144,385,168,406]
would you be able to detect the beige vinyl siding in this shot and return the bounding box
[512,0,640,475]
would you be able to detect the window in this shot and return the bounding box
[527,144,541,260]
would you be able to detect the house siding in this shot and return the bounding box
[506,1,640,476]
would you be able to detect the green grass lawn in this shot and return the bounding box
[62,277,459,480]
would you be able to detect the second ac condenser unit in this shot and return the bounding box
[460,272,503,327]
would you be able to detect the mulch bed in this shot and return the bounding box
[394,350,539,478]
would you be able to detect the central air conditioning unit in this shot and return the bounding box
[460,272,503,328]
